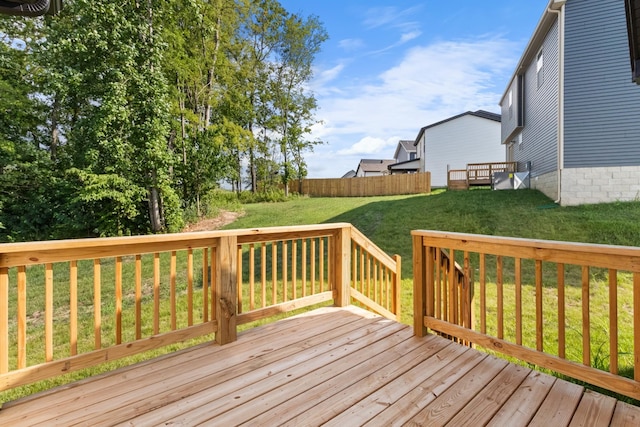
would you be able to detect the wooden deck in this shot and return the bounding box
[1,306,639,426]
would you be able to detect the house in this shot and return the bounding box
[388,140,420,174]
[501,0,640,206]
[341,170,356,178]
[414,110,503,187]
[355,159,395,177]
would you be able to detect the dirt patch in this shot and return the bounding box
[183,210,243,232]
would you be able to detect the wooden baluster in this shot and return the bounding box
[292,240,297,300]
[449,249,456,326]
[557,263,565,358]
[135,255,142,339]
[497,256,503,339]
[272,242,277,305]
[237,246,243,314]
[320,238,325,293]
[479,254,486,334]
[249,244,255,311]
[202,249,208,322]
[70,260,78,354]
[515,258,522,346]
[359,246,365,294]
[45,264,53,362]
[170,251,177,330]
[0,267,8,373]
[116,257,122,344]
[94,259,102,349]
[311,240,316,295]
[436,249,442,320]
[153,253,160,334]
[283,241,288,302]
[17,266,26,369]
[582,266,590,366]
[261,243,267,308]
[609,269,618,374]
[536,260,543,352]
[302,239,308,298]
[187,250,193,326]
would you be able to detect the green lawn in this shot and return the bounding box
[228,188,640,403]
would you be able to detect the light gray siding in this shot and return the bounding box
[563,0,640,168]
[516,19,560,177]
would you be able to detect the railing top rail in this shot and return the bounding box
[466,162,516,167]
[0,223,353,267]
[412,230,640,270]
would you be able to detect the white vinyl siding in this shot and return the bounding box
[423,115,503,187]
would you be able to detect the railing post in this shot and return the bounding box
[216,235,238,345]
[334,226,352,307]
[393,254,402,319]
[413,234,428,337]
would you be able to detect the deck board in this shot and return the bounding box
[1,306,639,426]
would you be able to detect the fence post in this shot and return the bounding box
[334,226,352,307]
[413,234,429,337]
[215,234,238,345]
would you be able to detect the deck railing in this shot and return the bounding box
[413,230,640,400]
[447,162,517,189]
[0,223,400,392]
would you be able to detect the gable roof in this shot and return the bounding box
[413,110,501,146]
[393,140,417,159]
[356,159,396,174]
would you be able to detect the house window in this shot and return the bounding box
[409,152,416,160]
[536,50,544,88]
[508,89,513,119]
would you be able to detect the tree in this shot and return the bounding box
[269,13,327,195]
[40,0,182,235]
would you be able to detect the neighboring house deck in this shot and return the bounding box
[2,224,640,425]
[447,161,517,190]
[2,305,639,426]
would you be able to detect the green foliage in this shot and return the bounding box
[0,0,327,241]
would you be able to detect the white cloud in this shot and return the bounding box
[306,36,520,177]
[399,31,421,44]
[363,6,422,30]
[312,63,346,88]
[337,136,399,156]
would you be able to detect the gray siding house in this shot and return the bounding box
[500,0,640,205]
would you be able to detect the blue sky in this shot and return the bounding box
[277,0,548,178]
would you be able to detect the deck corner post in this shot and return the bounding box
[334,225,352,307]
[215,234,238,345]
[413,233,429,337]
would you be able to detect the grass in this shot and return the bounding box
[227,188,640,403]
[5,188,640,404]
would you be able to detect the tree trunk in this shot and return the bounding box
[50,96,60,161]
[148,186,163,232]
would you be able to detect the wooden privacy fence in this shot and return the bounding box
[413,230,640,400]
[299,172,431,197]
[0,223,400,392]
